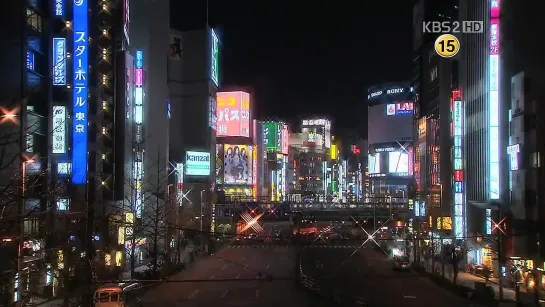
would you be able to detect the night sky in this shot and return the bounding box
[171,1,415,139]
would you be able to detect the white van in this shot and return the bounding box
[94,282,144,307]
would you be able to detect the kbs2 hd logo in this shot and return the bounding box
[423,21,484,58]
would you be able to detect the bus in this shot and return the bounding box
[94,282,144,307]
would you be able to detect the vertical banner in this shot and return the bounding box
[54,0,65,17]
[210,29,219,87]
[489,0,500,200]
[452,90,466,239]
[52,106,66,154]
[52,38,66,86]
[72,0,89,184]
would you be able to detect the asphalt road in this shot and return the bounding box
[141,244,329,307]
[300,243,483,307]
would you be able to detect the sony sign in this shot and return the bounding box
[185,151,211,176]
[387,88,404,94]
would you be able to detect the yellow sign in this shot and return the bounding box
[437,217,453,230]
[118,227,125,245]
[330,144,337,160]
[125,212,134,225]
[434,34,460,58]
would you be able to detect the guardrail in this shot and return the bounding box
[295,247,369,306]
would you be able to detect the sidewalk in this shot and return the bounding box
[421,260,517,302]
[33,242,221,306]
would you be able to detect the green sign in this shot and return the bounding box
[263,122,281,152]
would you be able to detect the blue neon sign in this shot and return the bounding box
[72,0,89,185]
[136,50,143,69]
[52,38,66,86]
[54,0,65,17]
[26,51,34,71]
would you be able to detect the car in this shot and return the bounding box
[393,256,411,271]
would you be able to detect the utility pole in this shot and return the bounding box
[497,204,504,301]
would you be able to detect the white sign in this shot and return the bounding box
[302,119,330,127]
[185,151,211,176]
[387,88,404,95]
[52,106,66,153]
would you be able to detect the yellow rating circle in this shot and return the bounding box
[434,34,460,58]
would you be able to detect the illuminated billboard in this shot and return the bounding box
[72,0,89,185]
[185,151,211,176]
[368,104,413,145]
[452,90,466,239]
[52,38,66,86]
[388,151,409,175]
[215,144,224,184]
[224,145,252,184]
[489,0,500,200]
[54,0,64,17]
[368,153,381,174]
[263,122,281,152]
[367,85,411,101]
[386,102,413,115]
[52,106,66,154]
[210,29,219,87]
[281,124,289,155]
[216,91,250,137]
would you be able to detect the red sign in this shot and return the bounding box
[281,125,289,155]
[216,91,251,137]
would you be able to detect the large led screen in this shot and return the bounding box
[185,151,211,176]
[216,91,250,137]
[388,151,409,174]
[224,144,252,184]
[368,153,380,174]
[368,104,413,145]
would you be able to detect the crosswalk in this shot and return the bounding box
[227,244,367,249]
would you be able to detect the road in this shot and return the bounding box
[300,242,483,307]
[142,243,329,307]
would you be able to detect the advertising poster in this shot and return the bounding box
[216,91,250,137]
[224,145,251,184]
[263,122,281,152]
[216,144,224,184]
[185,151,211,176]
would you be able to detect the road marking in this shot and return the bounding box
[404,295,416,299]
[236,274,240,279]
[221,290,229,298]
[266,264,270,269]
[210,275,215,279]
[255,289,259,298]
[221,264,227,270]
[188,289,199,299]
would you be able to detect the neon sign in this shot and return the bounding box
[489,0,500,200]
[452,90,466,239]
[71,0,89,184]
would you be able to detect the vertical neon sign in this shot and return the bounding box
[252,146,257,200]
[134,50,144,217]
[489,0,500,200]
[72,0,89,184]
[210,29,219,87]
[452,90,466,239]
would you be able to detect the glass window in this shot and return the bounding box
[27,70,41,88]
[26,9,42,32]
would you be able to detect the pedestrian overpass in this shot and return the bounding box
[214,201,409,222]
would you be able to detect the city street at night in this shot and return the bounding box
[300,244,484,307]
[141,245,328,307]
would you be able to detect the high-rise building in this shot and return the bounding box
[411,0,458,245]
[457,0,508,271]
[167,27,220,231]
[366,83,414,209]
[290,118,332,202]
[0,0,140,302]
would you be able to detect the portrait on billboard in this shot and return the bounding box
[224,145,250,184]
[216,144,224,184]
[169,35,182,59]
